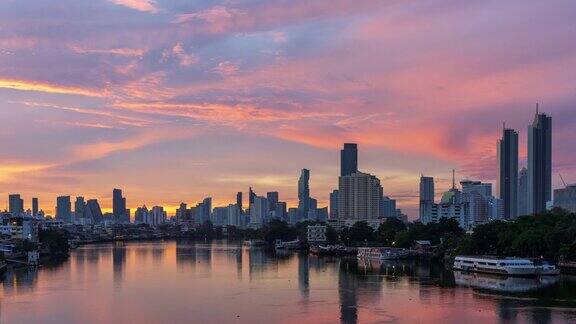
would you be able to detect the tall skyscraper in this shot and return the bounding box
[497,127,519,219]
[74,196,86,223]
[248,187,256,208]
[85,199,103,223]
[329,189,339,219]
[8,194,24,215]
[518,167,528,216]
[528,109,552,214]
[32,197,39,216]
[298,169,311,220]
[267,192,279,212]
[419,175,434,221]
[236,192,243,211]
[338,171,382,222]
[113,188,127,223]
[340,143,358,176]
[56,196,72,223]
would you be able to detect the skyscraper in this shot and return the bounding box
[75,196,86,223]
[338,171,382,222]
[113,188,127,223]
[8,194,24,215]
[32,197,39,216]
[528,109,552,214]
[329,189,339,219]
[298,169,310,220]
[267,192,279,212]
[518,167,528,216]
[497,127,519,219]
[419,175,434,221]
[248,187,256,208]
[236,192,243,211]
[56,196,72,223]
[85,199,103,223]
[340,143,358,176]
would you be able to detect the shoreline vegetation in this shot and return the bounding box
[5,209,575,271]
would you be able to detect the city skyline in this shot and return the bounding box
[1,1,576,218]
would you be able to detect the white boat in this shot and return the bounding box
[357,247,408,260]
[275,239,301,250]
[453,256,559,276]
[532,259,561,275]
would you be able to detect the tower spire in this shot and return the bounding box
[452,169,455,190]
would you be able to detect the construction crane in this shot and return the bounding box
[559,174,567,187]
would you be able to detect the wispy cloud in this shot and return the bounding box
[0,78,105,97]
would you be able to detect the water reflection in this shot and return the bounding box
[454,271,560,293]
[1,241,575,324]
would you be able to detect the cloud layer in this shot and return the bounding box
[1,0,575,217]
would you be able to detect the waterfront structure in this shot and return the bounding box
[307,225,327,243]
[338,171,382,224]
[497,127,519,219]
[32,198,39,217]
[56,196,72,223]
[113,188,129,223]
[329,189,339,219]
[0,215,38,241]
[528,109,552,214]
[518,167,529,216]
[8,194,24,216]
[554,184,576,213]
[340,143,358,176]
[419,176,434,222]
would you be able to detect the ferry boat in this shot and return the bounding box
[453,256,559,276]
[357,247,409,260]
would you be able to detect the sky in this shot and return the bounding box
[0,0,575,218]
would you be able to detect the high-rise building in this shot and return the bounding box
[518,167,528,216]
[381,196,397,218]
[267,192,279,212]
[236,192,243,211]
[113,188,128,223]
[8,194,24,215]
[528,109,552,214]
[249,187,256,207]
[250,196,268,227]
[226,204,242,227]
[176,203,188,221]
[85,199,103,223]
[497,127,519,219]
[298,169,311,221]
[32,198,39,217]
[74,196,86,223]
[340,143,358,176]
[329,189,339,219]
[56,196,72,223]
[554,184,576,213]
[338,171,382,222]
[419,175,434,221]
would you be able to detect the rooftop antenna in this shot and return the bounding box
[451,169,456,190]
[536,102,539,115]
[559,174,567,187]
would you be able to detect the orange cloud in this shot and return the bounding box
[107,0,158,13]
[0,78,105,97]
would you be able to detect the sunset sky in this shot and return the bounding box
[1,0,575,218]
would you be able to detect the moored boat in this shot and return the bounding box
[453,256,559,276]
[357,247,408,260]
[275,239,301,250]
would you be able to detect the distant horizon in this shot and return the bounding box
[1,1,575,220]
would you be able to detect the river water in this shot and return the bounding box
[1,240,576,323]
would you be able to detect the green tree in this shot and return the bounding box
[377,218,406,246]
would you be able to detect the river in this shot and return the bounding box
[1,240,576,323]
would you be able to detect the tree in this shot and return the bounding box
[377,218,406,246]
[39,229,70,256]
[341,221,376,245]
